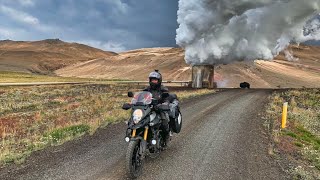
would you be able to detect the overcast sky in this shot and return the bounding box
[0,0,179,52]
[0,0,318,52]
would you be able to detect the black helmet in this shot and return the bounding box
[149,70,162,89]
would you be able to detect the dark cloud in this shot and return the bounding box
[0,0,179,51]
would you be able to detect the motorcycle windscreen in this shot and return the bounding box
[131,92,153,105]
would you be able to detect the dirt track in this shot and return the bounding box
[0,89,288,180]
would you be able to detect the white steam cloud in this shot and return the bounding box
[176,0,320,65]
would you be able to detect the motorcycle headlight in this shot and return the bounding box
[132,109,144,124]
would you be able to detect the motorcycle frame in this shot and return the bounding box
[126,105,164,155]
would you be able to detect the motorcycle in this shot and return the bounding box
[122,91,182,178]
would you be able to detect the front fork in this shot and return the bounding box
[129,127,149,157]
[130,127,148,141]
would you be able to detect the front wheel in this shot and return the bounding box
[126,140,144,178]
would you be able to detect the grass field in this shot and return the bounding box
[266,89,320,179]
[0,71,93,83]
[0,84,214,166]
[0,71,132,83]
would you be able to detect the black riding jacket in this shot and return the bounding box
[143,85,169,104]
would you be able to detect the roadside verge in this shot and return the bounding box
[265,89,320,179]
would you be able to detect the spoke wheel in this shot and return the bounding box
[126,140,143,178]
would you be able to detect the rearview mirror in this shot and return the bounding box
[128,92,134,97]
[122,103,132,110]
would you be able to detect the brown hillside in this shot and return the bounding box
[56,47,189,80]
[0,39,116,74]
[56,44,320,88]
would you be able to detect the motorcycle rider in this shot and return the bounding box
[144,70,172,145]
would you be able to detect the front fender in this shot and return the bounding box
[130,136,143,141]
[129,137,147,156]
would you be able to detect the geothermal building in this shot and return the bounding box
[191,65,216,89]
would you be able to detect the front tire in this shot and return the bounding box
[126,140,143,178]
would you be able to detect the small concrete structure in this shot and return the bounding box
[192,65,215,88]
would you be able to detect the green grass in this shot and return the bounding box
[0,71,90,83]
[1,124,89,164]
[294,142,303,147]
[266,89,320,178]
[283,127,320,150]
[44,124,90,144]
[285,131,298,138]
[0,71,128,83]
[0,84,133,165]
[296,126,320,150]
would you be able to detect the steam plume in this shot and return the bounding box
[176,0,320,65]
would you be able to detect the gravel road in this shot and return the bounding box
[0,89,288,180]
